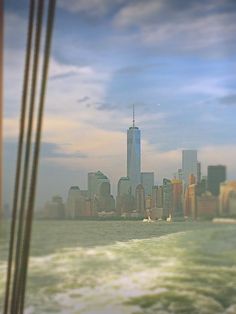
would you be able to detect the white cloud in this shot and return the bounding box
[58,0,124,17]
[49,59,96,78]
[114,1,163,27]
[114,1,236,55]
[180,77,231,97]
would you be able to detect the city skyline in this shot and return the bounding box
[2,3,236,314]
[3,0,236,206]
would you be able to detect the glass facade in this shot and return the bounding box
[127,126,141,195]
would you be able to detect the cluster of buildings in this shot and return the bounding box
[42,111,236,220]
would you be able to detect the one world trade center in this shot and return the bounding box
[127,106,141,195]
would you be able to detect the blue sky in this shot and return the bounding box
[3,0,236,207]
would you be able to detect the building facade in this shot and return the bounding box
[163,178,173,218]
[44,195,65,219]
[219,181,236,215]
[141,172,154,196]
[127,124,141,196]
[207,165,226,196]
[172,179,183,216]
[182,150,198,187]
[135,184,145,215]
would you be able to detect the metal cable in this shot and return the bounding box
[16,0,56,313]
[10,1,44,312]
[4,0,56,312]
[3,1,35,313]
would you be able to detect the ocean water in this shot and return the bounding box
[0,221,236,314]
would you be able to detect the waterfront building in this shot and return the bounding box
[127,107,141,195]
[150,185,164,220]
[197,161,201,183]
[197,193,218,218]
[84,199,94,217]
[178,169,183,181]
[197,176,207,196]
[151,185,158,208]
[44,195,65,219]
[149,207,163,220]
[171,179,183,216]
[157,185,164,208]
[88,171,109,199]
[163,179,173,218]
[184,175,197,219]
[182,150,198,186]
[97,181,116,212]
[66,186,86,218]
[117,177,131,196]
[141,172,154,196]
[207,165,226,196]
[135,184,145,215]
[116,176,135,214]
[145,195,152,210]
[87,171,115,213]
[219,181,236,215]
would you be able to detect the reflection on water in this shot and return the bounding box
[0,221,236,313]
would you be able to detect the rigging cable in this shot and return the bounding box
[18,1,57,311]
[11,0,44,311]
[3,1,36,313]
[3,0,57,313]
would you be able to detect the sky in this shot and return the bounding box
[3,0,236,207]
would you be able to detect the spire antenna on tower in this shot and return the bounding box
[133,104,135,127]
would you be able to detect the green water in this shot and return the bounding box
[0,221,236,314]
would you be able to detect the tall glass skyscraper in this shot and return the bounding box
[182,150,198,186]
[127,107,141,195]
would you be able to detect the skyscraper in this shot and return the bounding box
[135,184,145,215]
[182,150,198,187]
[116,177,135,214]
[163,178,173,218]
[88,171,115,213]
[141,172,154,196]
[197,161,201,183]
[207,165,226,196]
[88,171,109,199]
[127,106,141,195]
[172,179,183,216]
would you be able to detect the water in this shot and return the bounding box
[0,221,236,314]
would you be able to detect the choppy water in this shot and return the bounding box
[0,221,236,314]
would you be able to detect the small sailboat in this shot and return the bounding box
[166,214,172,222]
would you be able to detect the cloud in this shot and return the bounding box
[58,0,125,17]
[114,1,163,27]
[115,63,165,76]
[4,141,88,160]
[180,77,231,97]
[218,94,236,106]
[41,142,88,159]
[77,96,90,103]
[49,59,96,79]
[114,0,236,56]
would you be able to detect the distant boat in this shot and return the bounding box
[213,218,236,224]
[143,216,154,223]
[166,214,172,222]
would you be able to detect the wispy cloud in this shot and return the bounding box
[218,94,236,106]
[114,0,236,56]
[58,0,125,17]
